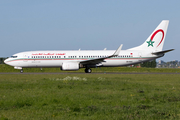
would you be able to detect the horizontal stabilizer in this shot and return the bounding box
[152,49,174,55]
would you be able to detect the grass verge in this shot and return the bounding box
[0,74,180,119]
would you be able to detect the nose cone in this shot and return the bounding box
[4,58,11,66]
[4,58,19,67]
[4,59,8,64]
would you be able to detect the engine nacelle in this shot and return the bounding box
[61,62,79,71]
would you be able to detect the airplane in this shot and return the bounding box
[4,20,174,73]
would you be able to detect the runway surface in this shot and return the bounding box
[0,72,180,74]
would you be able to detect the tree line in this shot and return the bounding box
[140,59,157,68]
[0,58,6,64]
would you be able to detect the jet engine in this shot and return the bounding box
[61,62,79,71]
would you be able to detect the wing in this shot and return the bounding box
[80,44,123,65]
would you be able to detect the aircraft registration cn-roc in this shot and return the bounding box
[4,20,174,73]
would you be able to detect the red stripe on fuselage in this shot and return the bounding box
[6,57,153,63]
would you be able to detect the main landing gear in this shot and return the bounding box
[85,68,92,73]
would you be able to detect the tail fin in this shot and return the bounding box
[128,20,169,51]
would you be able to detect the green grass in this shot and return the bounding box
[1,64,180,73]
[0,74,180,119]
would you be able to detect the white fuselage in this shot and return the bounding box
[4,50,160,69]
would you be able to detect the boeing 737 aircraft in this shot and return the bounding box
[4,20,174,73]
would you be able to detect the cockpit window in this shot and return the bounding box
[11,56,17,58]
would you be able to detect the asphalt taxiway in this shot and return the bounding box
[0,72,180,74]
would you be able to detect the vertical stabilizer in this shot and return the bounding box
[128,20,169,51]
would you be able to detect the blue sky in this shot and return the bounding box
[0,0,180,61]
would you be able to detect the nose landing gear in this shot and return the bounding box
[20,69,23,73]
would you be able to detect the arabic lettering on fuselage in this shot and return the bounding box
[32,53,65,55]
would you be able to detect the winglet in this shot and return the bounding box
[113,44,123,56]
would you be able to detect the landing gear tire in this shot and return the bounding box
[20,69,23,73]
[85,68,92,73]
